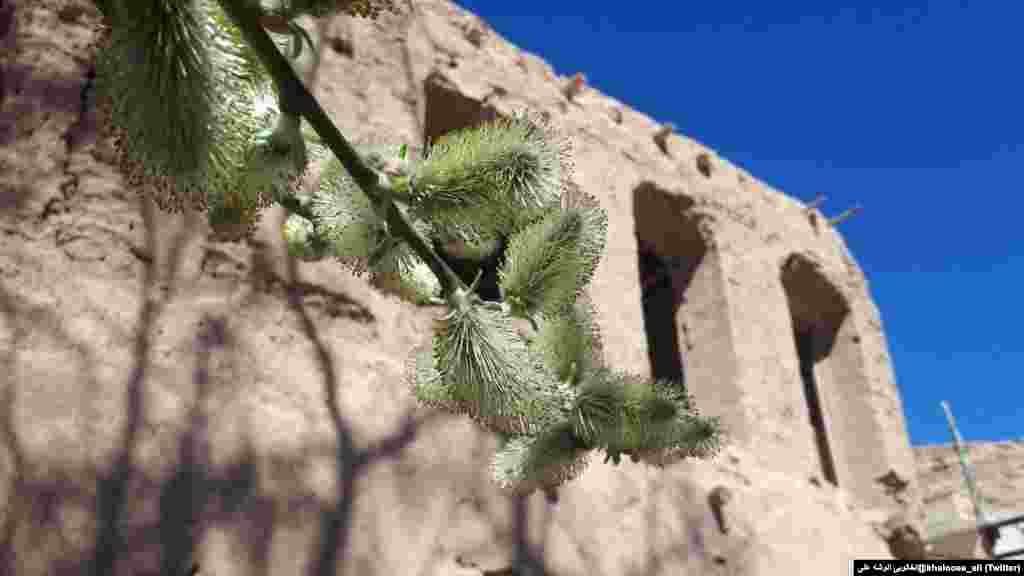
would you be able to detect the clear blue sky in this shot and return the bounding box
[453,1,1022,447]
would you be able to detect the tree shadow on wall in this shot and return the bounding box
[0,180,557,575]
[561,472,712,576]
[0,3,573,574]
[0,7,101,214]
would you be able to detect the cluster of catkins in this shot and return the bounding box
[94,0,723,497]
[93,0,397,241]
[278,111,722,494]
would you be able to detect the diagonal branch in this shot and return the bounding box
[214,0,464,298]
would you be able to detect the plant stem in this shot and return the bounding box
[215,0,464,297]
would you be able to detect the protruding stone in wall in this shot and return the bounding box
[653,122,675,156]
[876,511,929,559]
[695,152,714,178]
[708,485,733,535]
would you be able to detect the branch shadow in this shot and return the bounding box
[0,282,111,574]
[0,3,565,574]
[555,471,709,576]
[0,194,441,576]
[279,230,448,576]
[156,314,227,576]
[0,279,30,574]
[1,2,102,214]
[87,198,197,576]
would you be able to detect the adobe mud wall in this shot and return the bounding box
[0,0,928,574]
[401,3,923,518]
[915,440,1024,558]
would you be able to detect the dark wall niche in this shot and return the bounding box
[433,236,507,302]
[633,182,743,441]
[638,240,686,384]
[422,70,500,151]
[633,182,704,391]
[780,254,851,487]
[794,326,840,486]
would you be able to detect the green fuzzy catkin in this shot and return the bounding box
[206,1,269,83]
[570,372,626,445]
[236,93,309,205]
[309,152,440,302]
[207,84,312,241]
[500,208,584,319]
[406,343,459,411]
[203,10,313,240]
[97,0,310,228]
[614,372,682,451]
[96,0,216,206]
[96,0,724,497]
[490,424,592,494]
[410,112,571,245]
[430,301,565,435]
[279,142,333,256]
[282,213,328,260]
[560,182,608,287]
[631,414,725,468]
[575,369,722,465]
[370,246,441,305]
[567,370,652,448]
[309,155,382,274]
[499,197,607,320]
[531,293,604,386]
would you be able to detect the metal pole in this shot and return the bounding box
[941,401,996,555]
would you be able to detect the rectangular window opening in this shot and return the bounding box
[795,327,839,487]
[639,245,684,386]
